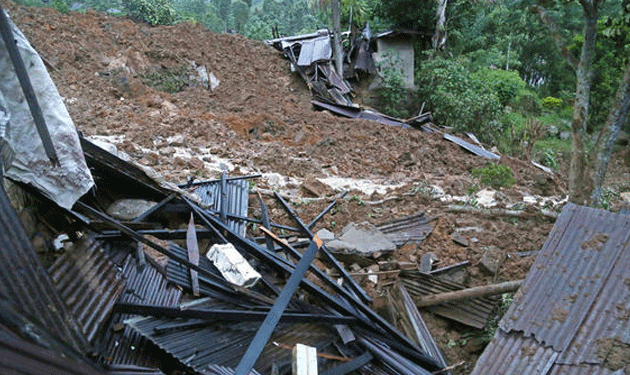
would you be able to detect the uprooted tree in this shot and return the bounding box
[534,0,630,207]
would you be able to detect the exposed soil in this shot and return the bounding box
[5,2,630,374]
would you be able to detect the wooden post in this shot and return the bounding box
[416,279,524,307]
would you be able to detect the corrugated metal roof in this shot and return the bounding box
[126,316,336,375]
[48,236,126,343]
[0,322,106,375]
[470,330,558,375]
[376,212,432,246]
[471,204,630,375]
[443,133,500,160]
[102,254,182,368]
[400,270,497,329]
[0,185,88,353]
[499,204,630,351]
[193,179,249,237]
[297,36,332,66]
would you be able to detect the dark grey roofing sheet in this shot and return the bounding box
[443,133,500,160]
[471,203,630,375]
[0,186,87,352]
[376,212,432,246]
[0,322,106,375]
[400,270,497,329]
[193,179,249,237]
[499,204,630,351]
[48,237,126,343]
[102,254,182,368]
[126,316,335,375]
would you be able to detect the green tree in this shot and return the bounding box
[232,0,249,33]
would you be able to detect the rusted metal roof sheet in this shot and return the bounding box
[470,330,559,375]
[399,270,497,329]
[48,236,126,344]
[376,212,432,246]
[443,133,500,160]
[102,254,182,368]
[0,186,87,353]
[499,204,630,351]
[193,179,249,237]
[471,204,630,375]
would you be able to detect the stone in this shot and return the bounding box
[106,199,157,221]
[420,252,438,272]
[167,134,186,147]
[316,228,335,242]
[451,232,469,247]
[301,178,329,197]
[336,222,396,255]
[479,246,504,275]
[187,157,205,170]
[547,125,559,137]
[560,130,572,140]
[620,192,630,203]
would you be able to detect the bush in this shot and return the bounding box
[50,0,70,13]
[417,58,503,142]
[472,68,528,106]
[512,88,542,115]
[124,0,176,25]
[471,163,515,189]
[541,96,563,111]
[142,66,191,93]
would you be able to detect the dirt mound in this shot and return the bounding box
[3,2,588,373]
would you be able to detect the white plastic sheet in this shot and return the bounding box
[0,11,93,209]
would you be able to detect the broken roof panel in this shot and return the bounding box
[471,203,630,375]
[376,212,432,246]
[499,204,630,351]
[297,36,332,66]
[48,236,126,344]
[102,253,182,368]
[400,270,497,329]
[443,133,500,160]
[0,185,88,353]
[193,178,249,237]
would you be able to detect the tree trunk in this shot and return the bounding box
[331,0,343,76]
[568,1,599,205]
[415,280,524,307]
[590,62,630,205]
[432,0,448,52]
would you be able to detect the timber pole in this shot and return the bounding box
[416,279,524,307]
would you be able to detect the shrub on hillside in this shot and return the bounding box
[123,0,176,25]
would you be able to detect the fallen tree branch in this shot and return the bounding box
[416,279,524,307]
[446,205,558,219]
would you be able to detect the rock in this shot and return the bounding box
[349,263,362,272]
[336,222,396,255]
[301,178,329,197]
[420,252,438,272]
[451,232,469,247]
[187,157,205,170]
[326,239,358,253]
[106,199,158,221]
[620,192,630,203]
[167,134,186,147]
[547,125,559,137]
[316,228,335,242]
[560,130,572,140]
[479,246,504,275]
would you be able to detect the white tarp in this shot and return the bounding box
[0,11,93,209]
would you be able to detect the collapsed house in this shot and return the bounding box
[0,8,451,375]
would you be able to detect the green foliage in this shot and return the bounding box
[123,0,176,25]
[471,163,515,189]
[512,88,542,115]
[472,68,528,106]
[232,0,249,33]
[416,57,503,142]
[142,66,191,93]
[50,0,70,13]
[541,96,563,111]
